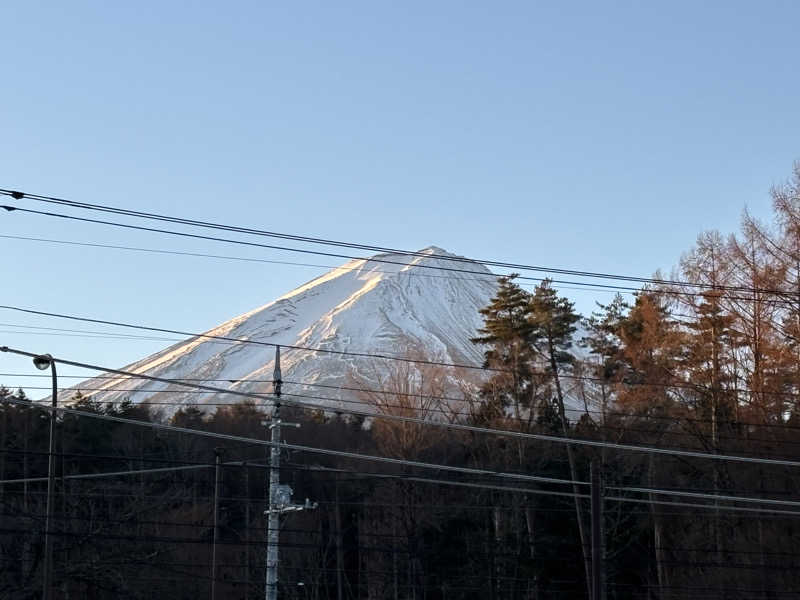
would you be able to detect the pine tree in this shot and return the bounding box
[526,280,592,596]
[582,294,630,383]
[471,275,536,423]
[527,280,581,427]
[472,276,554,596]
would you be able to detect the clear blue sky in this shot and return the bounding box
[1,1,798,394]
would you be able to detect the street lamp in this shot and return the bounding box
[33,354,57,600]
[33,355,53,371]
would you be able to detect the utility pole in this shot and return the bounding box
[211,447,223,600]
[265,346,283,600]
[590,462,604,600]
[33,354,57,600]
[335,478,343,600]
[245,462,251,600]
[265,346,316,600]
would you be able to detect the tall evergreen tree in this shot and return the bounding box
[582,293,630,383]
[527,280,592,596]
[471,275,536,423]
[580,294,631,434]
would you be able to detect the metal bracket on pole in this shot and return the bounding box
[265,483,319,515]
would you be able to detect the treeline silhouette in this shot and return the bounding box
[3,166,800,599]
[0,385,798,600]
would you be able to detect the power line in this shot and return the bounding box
[6,484,800,522]
[6,302,800,410]
[4,186,796,296]
[9,366,800,439]
[9,371,800,436]
[0,322,188,342]
[0,386,582,489]
[4,357,800,518]
[7,508,800,563]
[2,443,796,501]
[0,203,519,283]
[0,233,633,296]
[11,229,797,318]
[4,462,799,518]
[0,439,778,500]
[0,303,501,373]
[608,493,800,518]
[6,200,800,311]
[6,344,800,469]
[302,464,800,515]
[0,447,248,467]
[12,383,800,459]
[608,484,800,509]
[0,463,212,485]
[10,366,800,453]
[4,453,800,520]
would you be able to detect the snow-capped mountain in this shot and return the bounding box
[73,246,500,412]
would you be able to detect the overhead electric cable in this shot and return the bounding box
[608,485,800,509]
[2,440,797,518]
[6,485,799,521]
[4,303,798,401]
[13,231,796,309]
[8,367,800,430]
[13,384,800,454]
[14,386,800,460]
[7,203,800,311]
[0,463,212,485]
[0,463,586,502]
[1,204,532,284]
[4,344,800,468]
[303,464,800,513]
[3,187,795,296]
[0,303,502,373]
[0,233,635,295]
[0,385,581,489]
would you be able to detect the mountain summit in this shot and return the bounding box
[75,247,498,410]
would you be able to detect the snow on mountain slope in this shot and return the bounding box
[73,247,503,412]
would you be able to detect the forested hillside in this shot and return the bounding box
[2,167,800,599]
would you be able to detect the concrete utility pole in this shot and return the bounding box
[265,355,282,600]
[265,346,316,600]
[211,447,223,600]
[590,462,604,600]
